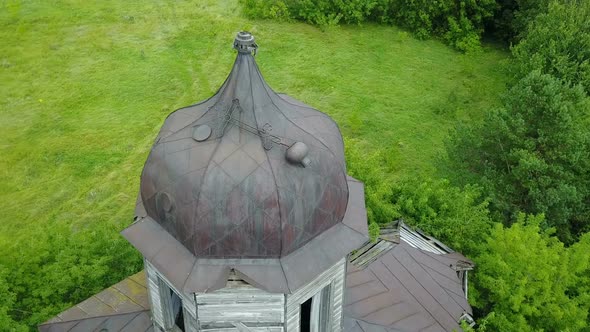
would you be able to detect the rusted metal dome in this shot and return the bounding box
[138,32,349,258]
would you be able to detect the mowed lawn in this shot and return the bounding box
[0,0,507,327]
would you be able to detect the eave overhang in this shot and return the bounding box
[122,175,368,294]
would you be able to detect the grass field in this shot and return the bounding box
[0,0,508,327]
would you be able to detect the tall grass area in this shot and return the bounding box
[0,0,507,328]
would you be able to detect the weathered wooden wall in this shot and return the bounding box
[146,258,346,332]
[196,279,285,331]
[145,259,199,332]
[285,258,346,332]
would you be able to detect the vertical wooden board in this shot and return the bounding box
[331,261,346,332]
[285,258,346,332]
[184,306,199,332]
[146,260,199,330]
[145,260,165,329]
[147,260,197,317]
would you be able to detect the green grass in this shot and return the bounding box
[0,0,508,328]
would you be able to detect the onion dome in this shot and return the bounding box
[123,32,368,293]
[139,32,349,258]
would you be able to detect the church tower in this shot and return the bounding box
[122,32,369,332]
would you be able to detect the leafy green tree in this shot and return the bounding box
[471,214,590,331]
[447,71,590,242]
[346,139,493,255]
[511,1,590,94]
[1,223,142,329]
[389,178,493,255]
[0,268,28,332]
[345,138,397,226]
[487,0,550,42]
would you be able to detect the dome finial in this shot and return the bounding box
[233,31,257,55]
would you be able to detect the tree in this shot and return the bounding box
[1,223,142,329]
[471,214,590,331]
[487,0,550,42]
[389,178,492,256]
[0,268,28,332]
[511,1,590,94]
[447,71,590,242]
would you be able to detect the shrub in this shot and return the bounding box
[345,138,397,226]
[346,139,493,255]
[239,0,496,52]
[241,0,291,21]
[2,223,142,328]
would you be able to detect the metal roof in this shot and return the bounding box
[123,175,368,294]
[378,220,474,269]
[136,32,350,259]
[343,240,473,332]
[41,228,473,332]
[38,311,154,332]
[38,272,152,332]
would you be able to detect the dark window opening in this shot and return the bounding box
[300,297,312,332]
[169,289,185,332]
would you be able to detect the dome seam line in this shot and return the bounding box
[246,55,284,258]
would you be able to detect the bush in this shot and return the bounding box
[241,0,292,21]
[0,268,28,332]
[345,139,493,255]
[445,15,484,53]
[383,0,496,52]
[345,138,397,226]
[239,0,496,52]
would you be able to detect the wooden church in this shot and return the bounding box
[39,32,474,332]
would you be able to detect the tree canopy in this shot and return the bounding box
[447,71,590,242]
[471,214,590,331]
[511,1,590,94]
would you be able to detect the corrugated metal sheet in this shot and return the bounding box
[399,225,449,255]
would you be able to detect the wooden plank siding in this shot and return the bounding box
[285,258,346,332]
[199,328,283,332]
[196,281,285,330]
[145,259,199,332]
[146,258,346,332]
[145,260,165,329]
